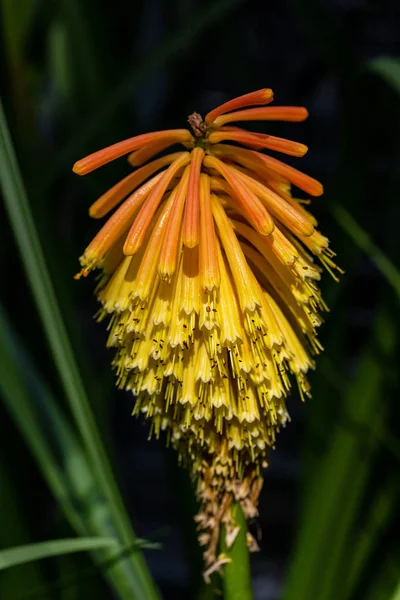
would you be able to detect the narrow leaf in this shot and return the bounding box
[0,100,159,600]
[0,538,117,572]
[332,204,400,300]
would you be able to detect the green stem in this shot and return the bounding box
[220,504,253,600]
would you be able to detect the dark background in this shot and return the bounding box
[1,1,400,599]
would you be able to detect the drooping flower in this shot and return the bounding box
[73,89,341,569]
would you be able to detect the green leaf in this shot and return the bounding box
[0,458,46,599]
[331,204,400,301]
[365,556,400,600]
[283,309,397,600]
[390,579,400,600]
[0,300,162,599]
[367,57,400,97]
[0,0,39,63]
[0,100,159,600]
[344,478,400,599]
[0,538,118,572]
[0,303,86,535]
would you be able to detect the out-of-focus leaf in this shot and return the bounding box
[332,204,400,301]
[390,579,400,600]
[344,478,400,599]
[0,538,118,572]
[0,458,46,599]
[40,0,244,192]
[0,0,39,63]
[365,556,400,600]
[16,540,161,600]
[48,21,72,105]
[0,101,160,600]
[60,0,105,106]
[367,57,400,97]
[0,301,159,600]
[283,309,397,600]
[0,302,86,534]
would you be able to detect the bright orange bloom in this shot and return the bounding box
[73,89,341,568]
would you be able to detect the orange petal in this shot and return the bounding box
[158,165,191,280]
[128,137,191,167]
[208,128,308,157]
[81,172,164,269]
[205,88,273,125]
[199,174,220,292]
[211,107,308,127]
[89,152,184,219]
[265,225,299,266]
[133,192,177,301]
[123,152,191,255]
[183,147,204,248]
[209,176,229,195]
[213,144,323,197]
[211,194,262,312]
[230,166,314,237]
[204,155,274,236]
[73,129,193,175]
[267,179,318,227]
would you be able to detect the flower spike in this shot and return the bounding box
[74,88,340,570]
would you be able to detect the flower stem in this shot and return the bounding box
[220,503,253,600]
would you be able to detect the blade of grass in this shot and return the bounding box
[16,539,161,600]
[0,100,159,599]
[0,302,86,535]
[331,204,400,300]
[390,579,400,600]
[344,477,400,599]
[0,538,118,571]
[0,301,162,599]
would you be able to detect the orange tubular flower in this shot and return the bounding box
[73,89,342,570]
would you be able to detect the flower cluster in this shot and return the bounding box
[73,89,341,567]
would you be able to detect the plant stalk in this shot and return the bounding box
[220,503,253,600]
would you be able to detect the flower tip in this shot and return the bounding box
[72,160,87,175]
[260,219,275,237]
[122,239,136,256]
[73,268,88,280]
[300,107,309,120]
[263,88,274,101]
[88,206,102,219]
[313,182,324,197]
[183,236,200,249]
[298,144,309,157]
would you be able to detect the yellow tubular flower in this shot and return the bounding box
[73,88,342,569]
